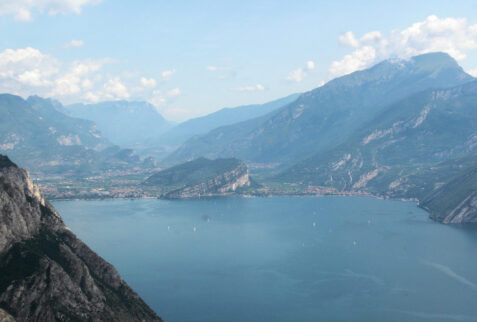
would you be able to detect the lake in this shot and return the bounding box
[53,196,477,321]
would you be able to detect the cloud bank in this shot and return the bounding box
[0,46,180,110]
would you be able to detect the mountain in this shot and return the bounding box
[421,162,477,224]
[0,94,155,176]
[144,157,250,198]
[63,100,173,148]
[276,80,477,199]
[159,93,300,147]
[165,53,473,167]
[0,155,161,321]
[0,94,110,153]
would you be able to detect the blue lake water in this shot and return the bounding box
[53,196,477,322]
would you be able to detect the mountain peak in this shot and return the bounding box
[367,52,464,77]
[321,51,471,92]
[382,52,459,68]
[409,52,460,69]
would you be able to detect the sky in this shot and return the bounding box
[0,0,477,122]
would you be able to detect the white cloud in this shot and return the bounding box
[339,31,360,48]
[84,91,100,102]
[140,77,156,88]
[161,69,176,80]
[0,46,186,105]
[0,46,134,102]
[15,8,31,21]
[167,88,180,96]
[0,0,101,22]
[468,69,477,77]
[330,15,477,78]
[102,77,129,100]
[287,68,307,82]
[232,84,265,92]
[148,90,166,108]
[65,39,84,48]
[329,46,376,77]
[81,78,93,89]
[147,88,181,115]
[360,31,382,43]
[0,47,58,91]
[287,60,316,82]
[206,66,218,71]
[50,59,106,96]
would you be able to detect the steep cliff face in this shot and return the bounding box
[420,163,477,224]
[0,155,161,321]
[144,157,251,199]
[164,163,250,199]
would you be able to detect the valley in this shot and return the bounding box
[6,52,474,225]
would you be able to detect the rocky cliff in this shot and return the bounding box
[0,155,161,321]
[420,163,477,224]
[144,157,251,199]
[164,163,250,199]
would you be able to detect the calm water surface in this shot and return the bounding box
[53,196,477,322]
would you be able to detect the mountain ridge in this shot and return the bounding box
[158,93,300,147]
[0,94,156,176]
[277,79,477,191]
[165,52,473,168]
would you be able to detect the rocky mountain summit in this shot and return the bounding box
[144,157,251,198]
[0,155,161,321]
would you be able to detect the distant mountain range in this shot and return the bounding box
[1,51,476,224]
[0,95,154,176]
[165,53,473,167]
[157,93,300,147]
[63,100,173,148]
[62,94,299,160]
[0,88,298,176]
[163,52,477,223]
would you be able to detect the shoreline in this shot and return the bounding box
[49,190,429,220]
